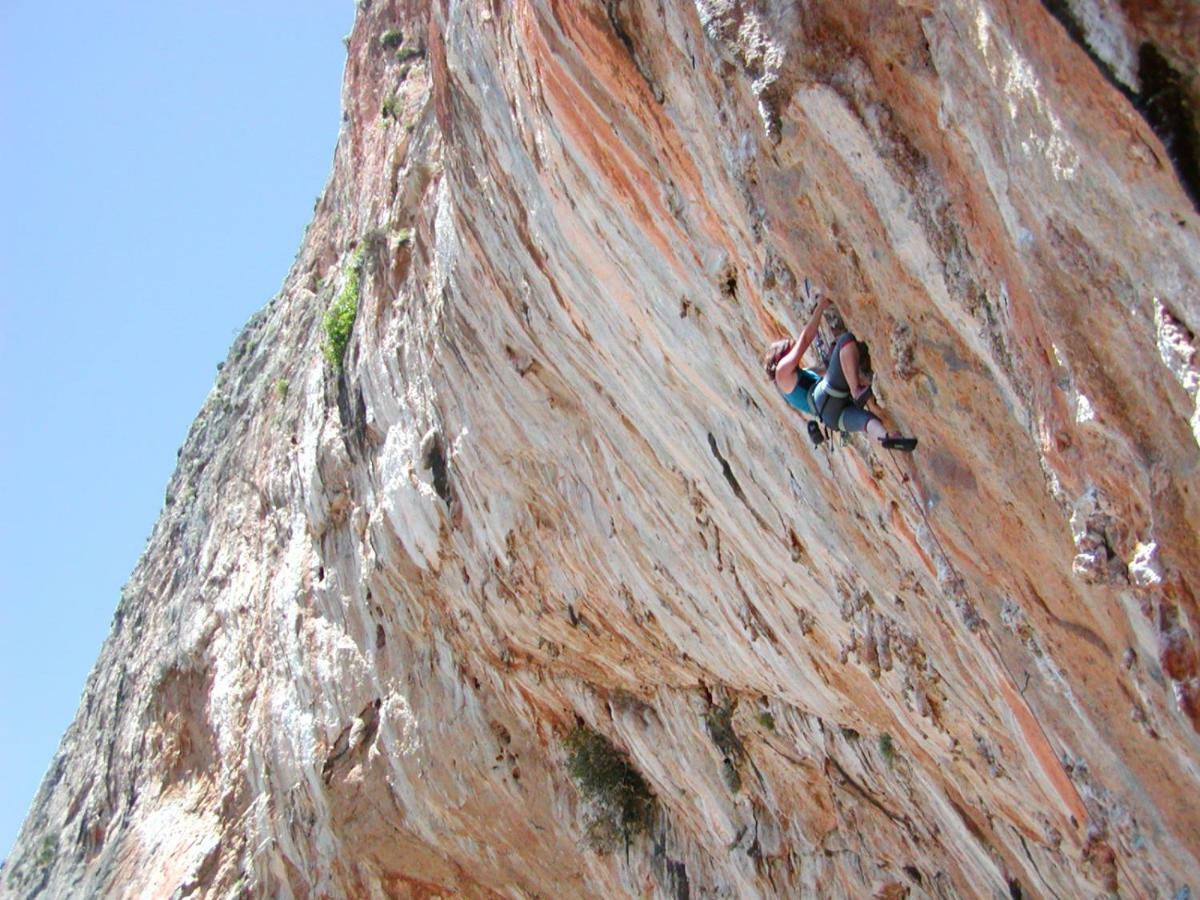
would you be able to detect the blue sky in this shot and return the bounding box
[0,2,354,858]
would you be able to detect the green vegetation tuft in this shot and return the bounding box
[322,248,365,368]
[395,44,423,64]
[756,711,776,732]
[703,701,745,794]
[563,724,656,853]
[362,226,388,250]
[5,832,58,892]
[879,732,896,767]
[721,757,742,793]
[704,702,743,760]
[381,93,403,121]
[379,29,404,49]
[273,378,289,400]
[34,835,57,869]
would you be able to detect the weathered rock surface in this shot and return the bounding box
[5,0,1199,897]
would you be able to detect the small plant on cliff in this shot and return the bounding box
[322,248,365,369]
[33,836,56,870]
[563,724,656,853]
[879,732,897,767]
[5,832,58,893]
[395,43,423,64]
[704,702,742,757]
[380,93,403,121]
[703,700,745,792]
[379,29,404,50]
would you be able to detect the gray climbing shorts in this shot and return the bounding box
[812,332,879,434]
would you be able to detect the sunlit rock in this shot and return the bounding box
[6,1,1199,897]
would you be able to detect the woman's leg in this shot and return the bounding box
[837,337,869,398]
[839,405,883,437]
[840,406,914,449]
[823,332,855,392]
[827,335,919,451]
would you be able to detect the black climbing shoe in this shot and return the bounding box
[882,434,918,452]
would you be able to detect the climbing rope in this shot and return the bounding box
[879,447,1129,891]
[880,448,960,581]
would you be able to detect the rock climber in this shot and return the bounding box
[763,287,918,452]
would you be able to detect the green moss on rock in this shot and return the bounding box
[563,724,656,853]
[322,247,365,369]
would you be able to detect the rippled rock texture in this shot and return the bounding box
[6,0,1199,897]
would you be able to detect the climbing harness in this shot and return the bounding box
[810,386,838,449]
[797,276,889,451]
[809,344,856,447]
[799,276,834,445]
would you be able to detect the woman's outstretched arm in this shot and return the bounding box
[775,294,831,380]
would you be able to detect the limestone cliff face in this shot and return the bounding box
[6,1,1200,897]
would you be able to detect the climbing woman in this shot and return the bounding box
[763,289,918,452]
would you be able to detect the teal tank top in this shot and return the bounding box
[781,369,820,415]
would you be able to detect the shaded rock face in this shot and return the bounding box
[6,0,1200,896]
